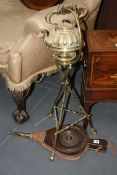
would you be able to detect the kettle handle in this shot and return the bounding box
[45,5,89,27]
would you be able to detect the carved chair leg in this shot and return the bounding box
[9,88,30,124]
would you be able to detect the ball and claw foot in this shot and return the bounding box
[92,128,97,135]
[12,110,29,124]
[50,152,55,161]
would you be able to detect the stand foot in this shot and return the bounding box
[50,152,55,161]
[91,128,97,135]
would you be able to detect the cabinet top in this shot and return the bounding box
[87,30,117,52]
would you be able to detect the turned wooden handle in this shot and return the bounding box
[88,138,108,152]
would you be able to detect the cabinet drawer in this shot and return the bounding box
[86,53,117,88]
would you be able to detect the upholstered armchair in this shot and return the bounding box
[0,0,102,124]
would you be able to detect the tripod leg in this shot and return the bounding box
[48,84,65,117]
[50,84,68,160]
[48,66,70,118]
[68,85,97,134]
[83,102,97,134]
[68,85,85,114]
[88,116,97,134]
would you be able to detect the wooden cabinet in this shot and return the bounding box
[81,30,117,127]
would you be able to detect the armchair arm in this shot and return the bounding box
[16,33,56,81]
[8,50,22,83]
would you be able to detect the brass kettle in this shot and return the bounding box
[39,5,88,66]
[40,5,88,51]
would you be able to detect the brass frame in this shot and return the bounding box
[48,64,88,160]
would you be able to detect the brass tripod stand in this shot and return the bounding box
[39,5,97,160]
[9,5,96,161]
[48,55,96,160]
